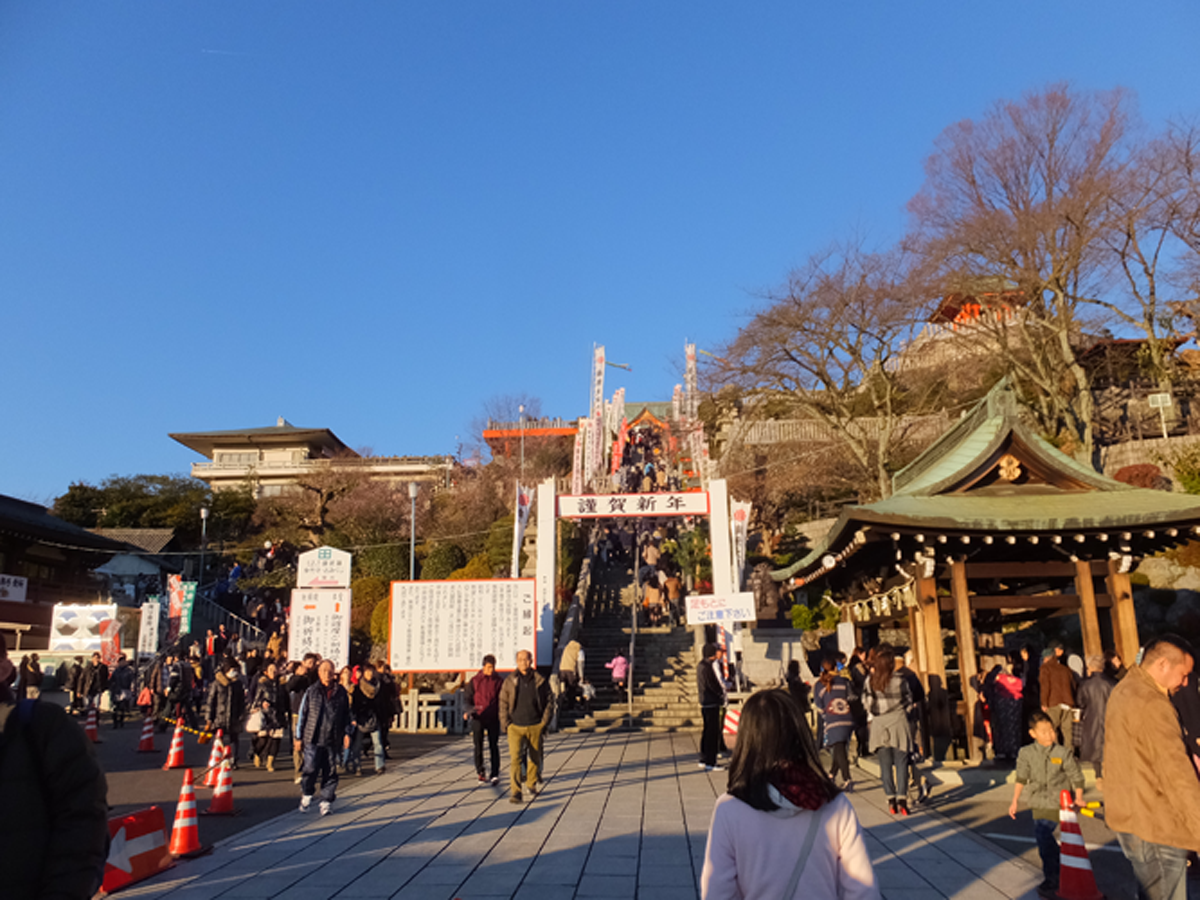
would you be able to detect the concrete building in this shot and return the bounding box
[169,418,455,497]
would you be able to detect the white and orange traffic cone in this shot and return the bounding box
[162,719,186,770]
[1056,789,1104,900]
[168,769,203,856]
[203,746,236,816]
[84,705,101,743]
[203,730,225,788]
[136,716,157,753]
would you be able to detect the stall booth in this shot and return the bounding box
[773,383,1200,762]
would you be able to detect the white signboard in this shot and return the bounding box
[297,547,352,589]
[685,592,757,625]
[389,579,536,672]
[558,491,710,519]
[289,589,352,668]
[1148,392,1173,409]
[0,573,28,603]
[50,604,119,653]
[138,601,160,657]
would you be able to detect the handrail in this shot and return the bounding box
[192,591,265,643]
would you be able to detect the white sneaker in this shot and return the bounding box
[299,795,312,813]
[319,801,332,816]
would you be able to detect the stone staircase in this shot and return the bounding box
[557,605,703,734]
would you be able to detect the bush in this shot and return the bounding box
[449,553,494,580]
[1160,445,1200,494]
[355,545,410,583]
[350,575,390,640]
[370,597,392,646]
[421,543,467,580]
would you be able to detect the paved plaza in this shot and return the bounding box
[123,732,1046,900]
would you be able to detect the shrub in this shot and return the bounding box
[449,553,494,580]
[355,545,410,582]
[421,543,467,580]
[370,597,392,646]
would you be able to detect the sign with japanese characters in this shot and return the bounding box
[685,592,757,624]
[388,579,537,672]
[0,573,27,602]
[50,604,118,653]
[137,601,160,657]
[297,546,352,589]
[557,491,710,519]
[289,589,352,668]
[164,576,196,643]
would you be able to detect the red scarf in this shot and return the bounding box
[771,762,829,811]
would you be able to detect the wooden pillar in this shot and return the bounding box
[908,606,925,676]
[917,573,945,686]
[1107,559,1141,665]
[1074,559,1103,663]
[950,559,980,763]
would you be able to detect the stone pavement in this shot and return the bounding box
[123,732,1045,900]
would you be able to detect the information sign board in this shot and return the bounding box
[297,547,352,589]
[685,592,757,624]
[558,491,709,519]
[289,589,351,668]
[0,573,28,602]
[389,579,536,672]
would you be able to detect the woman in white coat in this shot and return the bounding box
[701,689,879,900]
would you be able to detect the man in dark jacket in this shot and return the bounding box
[498,649,552,803]
[66,656,84,713]
[697,642,724,771]
[1077,654,1115,783]
[1040,643,1077,748]
[205,660,246,767]
[286,654,320,783]
[296,659,351,816]
[0,634,109,900]
[80,652,109,711]
[464,654,503,785]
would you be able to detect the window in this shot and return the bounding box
[218,452,258,466]
[260,485,283,497]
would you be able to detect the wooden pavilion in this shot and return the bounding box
[773,382,1200,760]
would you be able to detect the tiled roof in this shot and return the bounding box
[88,528,177,554]
[0,495,127,553]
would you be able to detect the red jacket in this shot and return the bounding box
[464,671,503,723]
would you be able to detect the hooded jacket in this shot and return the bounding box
[205,670,246,731]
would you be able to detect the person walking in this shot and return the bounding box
[605,652,628,695]
[1039,643,1076,749]
[1105,634,1200,900]
[863,645,913,816]
[498,649,552,804]
[814,657,855,790]
[108,654,135,729]
[1009,711,1086,897]
[990,654,1025,762]
[697,642,725,772]
[558,639,583,711]
[17,654,41,701]
[286,654,319,783]
[464,654,503,785]
[296,659,352,816]
[250,661,286,772]
[79,652,108,713]
[1075,654,1114,787]
[205,659,246,767]
[700,689,879,900]
[349,665,387,776]
[66,656,85,714]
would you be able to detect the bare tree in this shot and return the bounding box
[714,241,938,500]
[907,84,1133,460]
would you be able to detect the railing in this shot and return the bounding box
[194,456,453,472]
[399,690,465,733]
[733,414,950,447]
[191,591,264,643]
[550,526,599,730]
[486,417,577,431]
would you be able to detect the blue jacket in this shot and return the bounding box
[295,681,351,748]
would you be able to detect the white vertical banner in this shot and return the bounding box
[709,479,734,598]
[672,384,683,424]
[583,418,595,488]
[511,482,536,578]
[138,601,160,658]
[591,345,606,419]
[535,477,557,666]
[571,418,586,495]
[730,499,752,591]
[685,343,699,420]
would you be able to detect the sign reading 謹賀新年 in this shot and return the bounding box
[297,547,352,589]
[557,491,709,519]
[389,579,536,672]
[288,589,351,669]
[685,592,757,625]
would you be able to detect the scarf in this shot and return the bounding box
[770,761,830,811]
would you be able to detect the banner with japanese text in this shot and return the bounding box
[288,589,351,668]
[685,592,757,625]
[571,419,586,496]
[165,575,184,643]
[557,491,710,518]
[388,579,536,672]
[137,601,160,657]
[510,483,535,577]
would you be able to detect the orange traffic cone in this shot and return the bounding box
[203,730,225,788]
[168,769,203,856]
[1056,789,1104,900]
[136,716,157,753]
[84,705,101,743]
[204,746,236,816]
[162,719,186,770]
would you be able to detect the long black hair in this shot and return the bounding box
[726,689,839,811]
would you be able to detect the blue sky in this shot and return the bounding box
[4,2,1200,503]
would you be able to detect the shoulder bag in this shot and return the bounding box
[783,804,824,900]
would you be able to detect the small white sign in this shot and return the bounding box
[558,491,710,519]
[389,579,537,672]
[0,573,28,603]
[1148,392,1173,409]
[297,547,352,589]
[685,592,757,624]
[138,601,160,658]
[289,589,352,669]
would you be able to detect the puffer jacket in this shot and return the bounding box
[205,671,246,731]
[296,681,351,748]
[251,675,287,732]
[0,700,110,900]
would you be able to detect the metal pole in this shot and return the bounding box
[408,482,419,579]
[629,532,638,722]
[519,404,525,486]
[198,507,209,591]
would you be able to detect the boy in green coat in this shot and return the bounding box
[1009,710,1086,896]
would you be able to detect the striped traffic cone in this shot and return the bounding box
[204,746,236,816]
[1056,789,1104,900]
[136,716,157,752]
[203,730,225,788]
[168,769,203,856]
[162,719,186,770]
[84,705,101,743]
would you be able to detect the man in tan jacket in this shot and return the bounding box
[1104,635,1200,900]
